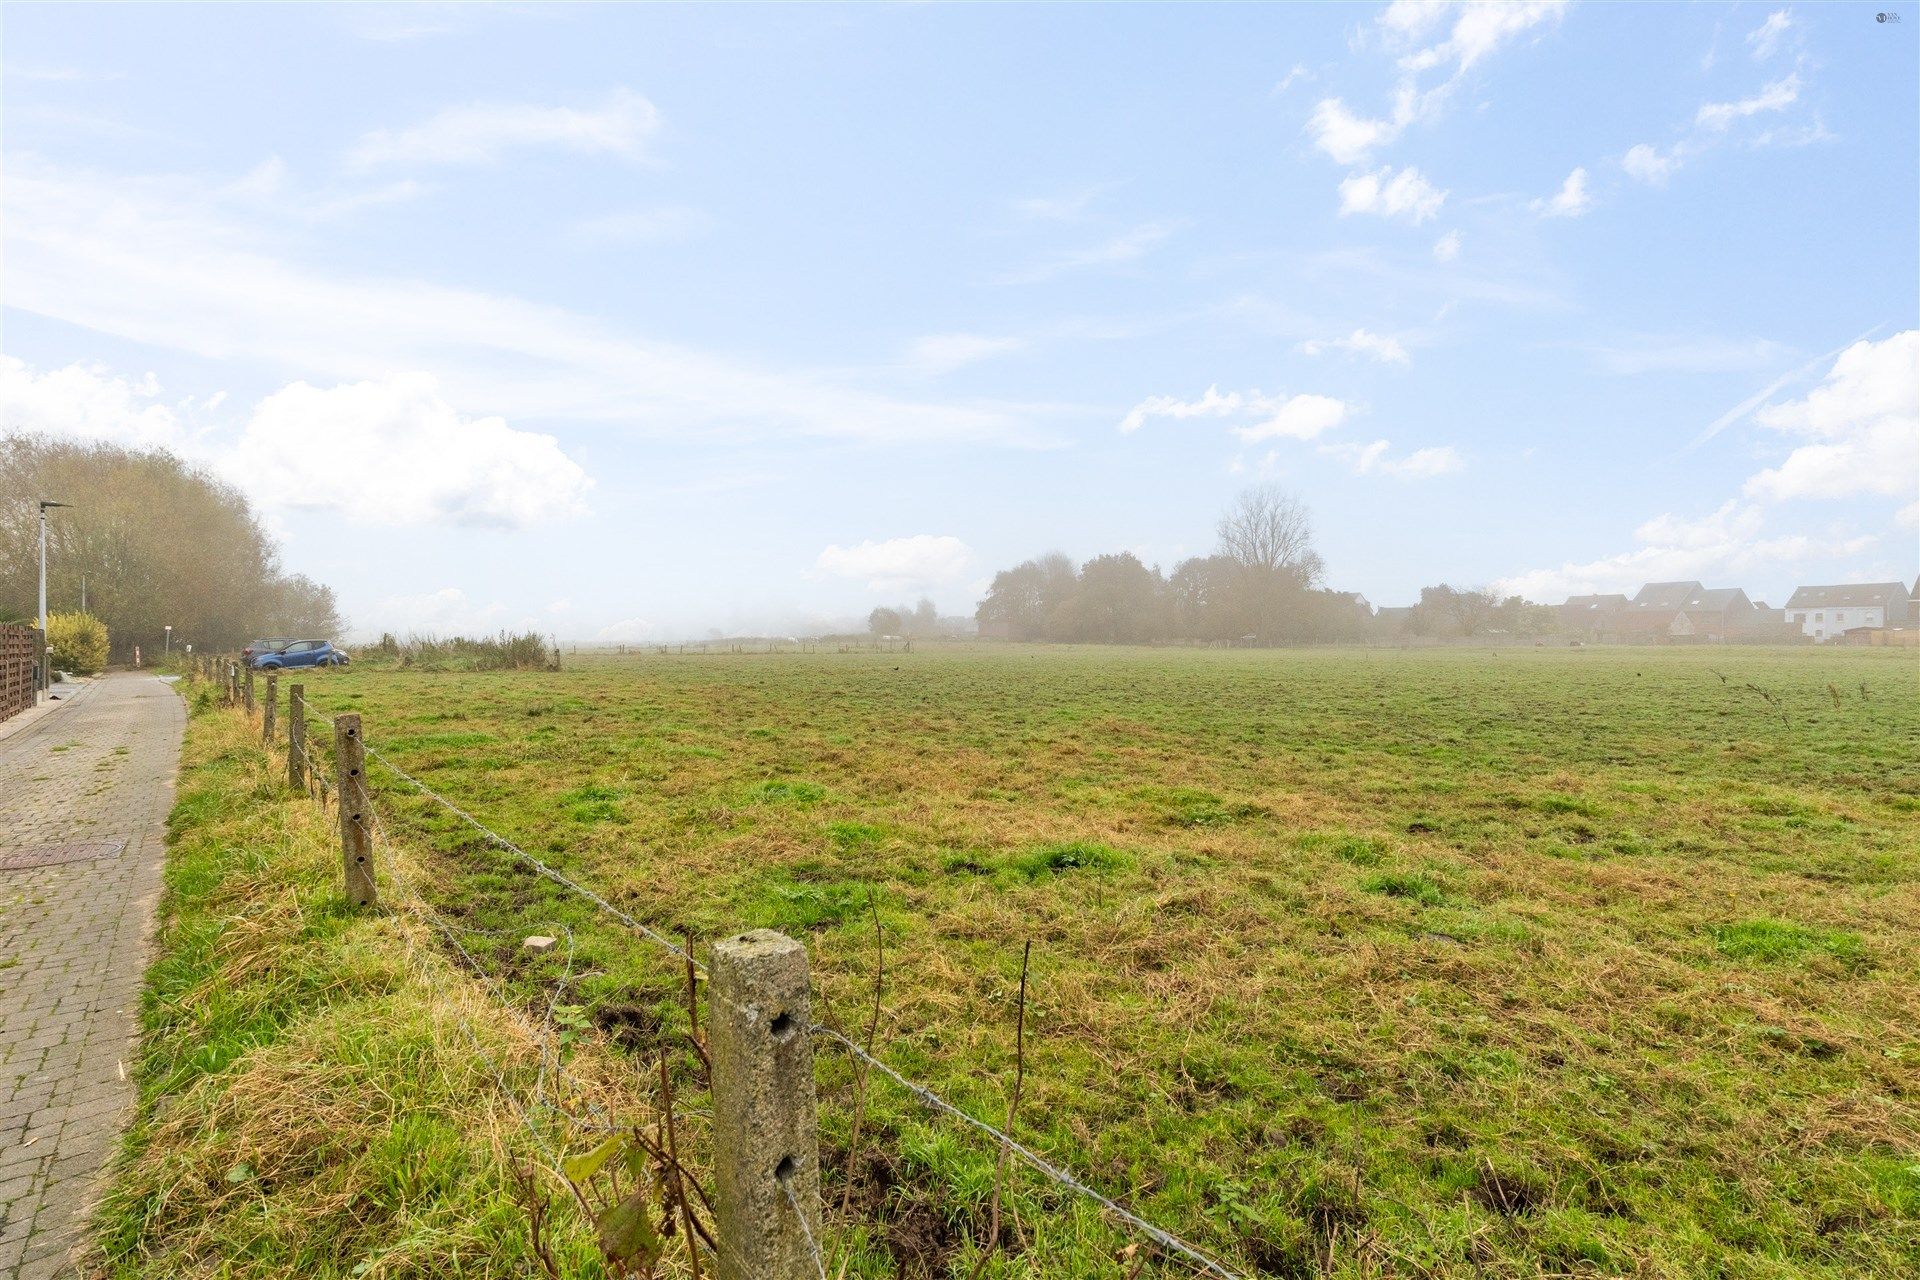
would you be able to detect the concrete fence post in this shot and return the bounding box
[710,929,820,1280]
[288,682,306,793]
[333,713,377,907]
[262,673,277,744]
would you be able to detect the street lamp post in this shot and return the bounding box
[37,500,71,700]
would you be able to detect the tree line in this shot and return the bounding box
[974,486,1554,646]
[0,435,343,658]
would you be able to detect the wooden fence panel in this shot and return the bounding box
[0,624,38,723]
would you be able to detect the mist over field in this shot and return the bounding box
[3,5,1918,1280]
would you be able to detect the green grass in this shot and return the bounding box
[93,700,621,1278]
[1713,917,1869,967]
[158,644,1920,1277]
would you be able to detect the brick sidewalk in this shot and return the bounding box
[0,675,184,1278]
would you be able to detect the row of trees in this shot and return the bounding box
[1396,584,1557,639]
[0,436,343,659]
[974,487,1555,646]
[975,488,1372,645]
[866,599,969,638]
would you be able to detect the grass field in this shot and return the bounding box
[255,644,1915,1277]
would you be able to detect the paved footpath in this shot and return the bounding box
[0,675,184,1279]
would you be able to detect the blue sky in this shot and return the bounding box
[3,1,1915,640]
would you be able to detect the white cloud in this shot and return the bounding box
[1624,72,1809,186]
[1339,166,1447,223]
[1495,500,1879,600]
[1696,74,1801,132]
[1235,394,1352,443]
[812,535,974,593]
[3,156,1041,448]
[230,373,593,527]
[1379,0,1454,41]
[0,356,198,451]
[1321,437,1464,478]
[1306,96,1410,165]
[1304,4,1565,180]
[1744,330,1920,502]
[1433,230,1462,261]
[349,88,660,168]
[1391,1,1568,77]
[905,333,1024,375]
[1119,387,1351,442]
[999,221,1176,284]
[566,205,708,246]
[1119,385,1246,434]
[1274,64,1311,94]
[1622,143,1679,185]
[1747,11,1792,61]
[1298,328,1410,364]
[1497,333,1918,598]
[1531,166,1592,218]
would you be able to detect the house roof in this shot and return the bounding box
[1374,606,1415,621]
[1784,583,1908,610]
[1561,594,1628,611]
[1631,581,1702,609]
[1676,587,1752,613]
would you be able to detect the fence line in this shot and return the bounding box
[358,737,704,971]
[812,1026,1243,1279]
[215,666,1251,1280]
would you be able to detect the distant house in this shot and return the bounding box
[1784,583,1912,642]
[1630,581,1704,611]
[1618,582,1760,642]
[1558,593,1628,637]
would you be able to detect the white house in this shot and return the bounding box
[1783,583,1911,642]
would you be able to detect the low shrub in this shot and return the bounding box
[48,610,110,674]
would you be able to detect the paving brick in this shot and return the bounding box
[0,675,182,1277]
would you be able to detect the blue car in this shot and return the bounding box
[252,639,351,669]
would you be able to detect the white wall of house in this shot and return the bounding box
[1790,605,1883,641]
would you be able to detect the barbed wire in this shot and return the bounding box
[290,696,1248,1280]
[292,693,335,728]
[357,811,567,1169]
[357,737,704,972]
[813,1029,1246,1279]
[362,803,621,1168]
[781,1170,830,1280]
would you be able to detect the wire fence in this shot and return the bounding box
[212,666,1250,1280]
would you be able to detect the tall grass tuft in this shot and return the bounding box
[381,631,557,673]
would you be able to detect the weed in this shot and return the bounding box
[1361,871,1451,907]
[745,779,828,806]
[1010,840,1126,878]
[1714,918,1869,968]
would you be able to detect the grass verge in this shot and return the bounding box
[89,691,633,1278]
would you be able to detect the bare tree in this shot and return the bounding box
[1216,485,1322,584]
